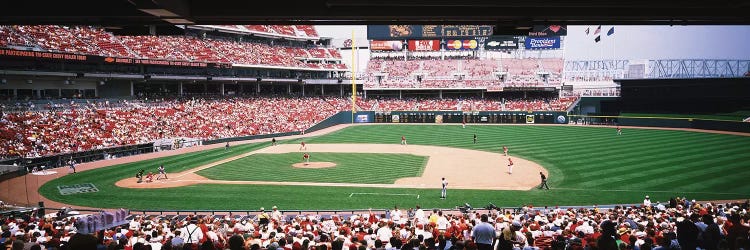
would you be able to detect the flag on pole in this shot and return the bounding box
[593,25,601,35]
[607,27,615,36]
[585,27,590,35]
[594,36,601,43]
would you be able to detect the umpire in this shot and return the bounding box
[539,172,549,190]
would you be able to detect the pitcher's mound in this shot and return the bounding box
[292,162,337,169]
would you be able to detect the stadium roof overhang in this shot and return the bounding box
[0,0,747,28]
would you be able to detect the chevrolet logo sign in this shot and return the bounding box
[487,41,500,46]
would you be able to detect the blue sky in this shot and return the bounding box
[316,25,750,61]
[563,25,750,60]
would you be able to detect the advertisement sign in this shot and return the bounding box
[57,183,99,195]
[0,48,231,68]
[407,40,440,51]
[526,115,535,124]
[524,37,561,50]
[355,114,371,123]
[484,36,519,50]
[446,39,479,50]
[367,25,493,39]
[0,49,88,61]
[435,115,443,124]
[528,25,568,37]
[370,40,403,51]
[391,115,400,123]
[103,57,216,68]
[555,115,568,124]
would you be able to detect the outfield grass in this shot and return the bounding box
[620,111,750,121]
[39,125,750,210]
[196,152,427,184]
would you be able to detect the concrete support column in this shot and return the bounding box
[130,81,134,96]
[439,90,443,99]
[179,82,184,96]
[220,83,225,96]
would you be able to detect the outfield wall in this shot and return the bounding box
[371,111,569,124]
[572,115,750,133]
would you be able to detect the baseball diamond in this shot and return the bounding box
[26,124,750,211]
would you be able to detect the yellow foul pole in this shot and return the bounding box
[351,30,357,123]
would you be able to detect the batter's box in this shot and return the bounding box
[57,183,99,195]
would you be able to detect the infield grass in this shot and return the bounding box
[39,125,750,210]
[196,152,427,183]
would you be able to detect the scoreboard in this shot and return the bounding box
[367,25,493,40]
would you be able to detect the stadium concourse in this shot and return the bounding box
[1,196,749,250]
[0,96,577,159]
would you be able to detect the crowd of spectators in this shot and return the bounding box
[0,94,575,159]
[2,198,749,250]
[0,96,351,159]
[0,25,345,69]
[364,58,563,89]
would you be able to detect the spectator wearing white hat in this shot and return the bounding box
[271,206,283,223]
[643,195,652,207]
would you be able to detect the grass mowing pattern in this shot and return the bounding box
[39,125,750,210]
[620,111,750,121]
[196,153,427,184]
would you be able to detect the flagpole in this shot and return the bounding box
[613,29,617,61]
[351,30,357,124]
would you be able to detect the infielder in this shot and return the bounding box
[507,158,514,174]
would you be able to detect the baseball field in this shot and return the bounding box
[36,124,750,211]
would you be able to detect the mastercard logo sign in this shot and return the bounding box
[463,40,478,49]
[446,40,478,50]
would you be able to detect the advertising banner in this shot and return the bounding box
[370,40,403,51]
[0,48,231,68]
[355,114,371,123]
[555,114,568,124]
[484,36,519,50]
[528,25,568,37]
[0,49,89,61]
[524,37,561,50]
[526,115,535,124]
[367,25,493,39]
[407,40,440,51]
[446,39,479,50]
